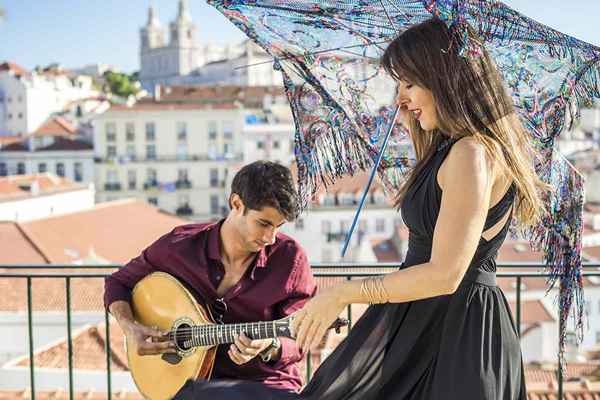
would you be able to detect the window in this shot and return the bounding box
[126,122,135,141]
[148,197,158,206]
[38,163,47,173]
[209,169,219,187]
[208,121,218,140]
[0,163,6,176]
[106,122,116,142]
[106,169,118,184]
[295,218,305,230]
[177,122,187,141]
[359,219,368,233]
[210,195,220,215]
[17,95,22,102]
[126,144,136,159]
[147,168,157,181]
[273,140,280,149]
[321,220,331,234]
[74,163,83,182]
[107,145,117,158]
[178,169,189,181]
[56,163,65,177]
[17,162,25,175]
[176,143,188,160]
[18,112,23,119]
[376,218,385,233]
[596,331,600,343]
[146,144,156,160]
[257,141,264,150]
[7,113,12,119]
[223,143,234,155]
[223,121,234,140]
[128,170,136,190]
[146,122,156,140]
[178,193,190,207]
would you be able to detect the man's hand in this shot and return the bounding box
[124,321,176,356]
[228,333,275,365]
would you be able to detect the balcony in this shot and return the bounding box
[103,183,121,191]
[175,204,194,216]
[0,263,596,399]
[175,180,192,190]
[143,180,158,190]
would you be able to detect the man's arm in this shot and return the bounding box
[271,247,317,367]
[104,232,177,355]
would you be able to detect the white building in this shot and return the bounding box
[281,173,402,263]
[92,86,287,220]
[0,174,95,222]
[242,122,295,165]
[138,1,283,90]
[0,117,95,185]
[0,62,100,136]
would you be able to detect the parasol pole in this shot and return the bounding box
[341,104,401,258]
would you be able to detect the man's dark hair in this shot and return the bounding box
[230,161,298,221]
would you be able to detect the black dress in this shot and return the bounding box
[174,137,527,400]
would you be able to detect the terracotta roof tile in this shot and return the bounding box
[13,320,128,371]
[0,200,188,312]
[31,117,77,138]
[18,199,187,264]
[508,300,555,324]
[0,174,86,201]
[0,61,29,77]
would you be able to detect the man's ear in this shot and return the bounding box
[230,194,244,213]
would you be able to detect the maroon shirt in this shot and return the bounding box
[104,220,317,392]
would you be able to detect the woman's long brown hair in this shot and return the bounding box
[381,18,548,227]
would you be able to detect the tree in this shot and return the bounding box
[103,71,139,98]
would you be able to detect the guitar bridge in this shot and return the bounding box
[161,352,183,365]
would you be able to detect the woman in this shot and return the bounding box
[175,17,547,400]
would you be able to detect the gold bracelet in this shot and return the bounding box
[360,276,390,304]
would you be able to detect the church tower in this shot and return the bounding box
[140,4,165,51]
[168,0,198,76]
[139,4,166,90]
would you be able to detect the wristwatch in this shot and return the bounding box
[259,337,281,363]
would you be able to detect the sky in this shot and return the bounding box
[0,0,598,74]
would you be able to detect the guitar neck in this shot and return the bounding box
[181,319,293,348]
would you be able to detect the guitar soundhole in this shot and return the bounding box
[173,323,193,351]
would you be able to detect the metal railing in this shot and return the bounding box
[1,262,599,399]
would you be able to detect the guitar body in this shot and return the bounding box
[128,272,217,400]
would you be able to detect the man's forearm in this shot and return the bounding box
[109,300,136,332]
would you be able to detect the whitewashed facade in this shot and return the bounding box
[92,106,248,220]
[0,67,99,136]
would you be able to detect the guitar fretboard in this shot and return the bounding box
[177,319,292,349]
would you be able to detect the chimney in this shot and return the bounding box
[153,84,161,101]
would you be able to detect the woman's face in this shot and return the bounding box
[396,80,439,131]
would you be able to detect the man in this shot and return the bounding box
[104,161,317,392]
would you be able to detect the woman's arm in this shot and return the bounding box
[293,137,496,351]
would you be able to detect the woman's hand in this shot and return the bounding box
[291,289,346,352]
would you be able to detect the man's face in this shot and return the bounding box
[231,195,287,252]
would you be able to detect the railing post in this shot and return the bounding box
[557,281,564,399]
[346,276,352,331]
[66,277,74,400]
[516,277,521,336]
[105,310,112,400]
[27,277,36,400]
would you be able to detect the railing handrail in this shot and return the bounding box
[1,261,600,269]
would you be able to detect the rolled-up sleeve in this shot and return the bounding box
[272,248,317,369]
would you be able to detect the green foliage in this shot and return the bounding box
[103,71,139,97]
